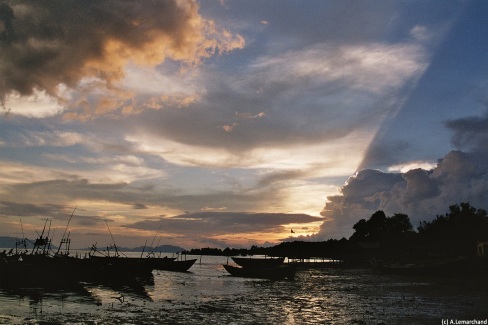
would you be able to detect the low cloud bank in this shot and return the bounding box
[318,149,488,239]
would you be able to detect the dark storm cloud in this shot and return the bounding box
[319,109,488,239]
[132,203,148,210]
[123,212,322,236]
[358,140,411,171]
[0,2,14,44]
[0,200,103,227]
[257,170,308,188]
[446,110,488,154]
[0,0,241,107]
[318,150,488,239]
[358,2,488,172]
[0,201,65,218]
[4,179,129,202]
[340,169,404,207]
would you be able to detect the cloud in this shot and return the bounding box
[446,109,488,155]
[257,170,308,188]
[0,171,294,220]
[0,0,244,112]
[1,1,473,250]
[0,129,84,148]
[317,150,488,239]
[251,42,427,95]
[122,211,322,245]
[323,104,488,239]
[126,130,369,175]
[123,39,428,174]
[1,179,130,206]
[0,201,66,219]
[4,89,64,117]
[0,201,105,236]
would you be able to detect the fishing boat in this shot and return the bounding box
[231,256,285,268]
[0,251,88,289]
[223,264,296,280]
[88,244,195,273]
[1,214,198,289]
[157,258,197,272]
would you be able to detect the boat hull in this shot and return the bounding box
[223,264,296,280]
[231,257,285,268]
[0,255,197,289]
[156,259,197,272]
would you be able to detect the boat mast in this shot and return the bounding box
[147,224,162,257]
[140,239,148,258]
[56,206,77,255]
[32,218,49,254]
[105,220,119,257]
[16,217,28,255]
[45,219,53,255]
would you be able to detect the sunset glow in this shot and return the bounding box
[1,1,488,250]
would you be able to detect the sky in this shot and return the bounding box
[1,0,488,250]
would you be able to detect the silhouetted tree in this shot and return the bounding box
[387,213,413,234]
[186,202,486,263]
[350,210,386,242]
[417,202,488,257]
[349,210,415,259]
[350,210,413,243]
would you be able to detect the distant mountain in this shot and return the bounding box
[0,236,184,253]
[0,236,22,249]
[82,244,186,253]
[117,244,186,253]
[0,236,58,250]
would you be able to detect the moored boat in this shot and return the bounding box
[223,264,296,280]
[87,255,195,273]
[0,254,87,289]
[231,256,285,268]
[157,258,197,272]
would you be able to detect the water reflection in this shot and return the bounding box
[0,256,487,324]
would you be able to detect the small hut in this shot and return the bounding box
[477,241,488,257]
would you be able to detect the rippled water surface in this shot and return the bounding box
[1,255,487,324]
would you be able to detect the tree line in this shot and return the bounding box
[184,202,488,262]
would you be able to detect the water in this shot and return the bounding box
[1,255,487,324]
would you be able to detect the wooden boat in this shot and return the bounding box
[231,256,285,268]
[88,255,195,272]
[0,254,88,289]
[0,254,159,289]
[135,256,177,270]
[1,218,196,289]
[157,258,197,272]
[223,264,296,280]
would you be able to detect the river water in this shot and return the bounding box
[0,255,487,324]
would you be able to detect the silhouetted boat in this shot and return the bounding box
[231,256,285,268]
[87,255,196,273]
[0,254,197,289]
[157,258,197,272]
[0,254,86,289]
[1,216,196,289]
[223,264,296,280]
[87,237,194,274]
